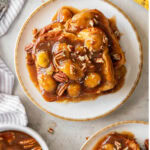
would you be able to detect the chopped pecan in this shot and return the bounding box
[114,141,122,150]
[55,50,65,60]
[32,28,39,39]
[93,18,99,25]
[89,20,94,27]
[94,58,104,63]
[81,63,87,72]
[114,30,120,40]
[67,45,74,52]
[86,137,89,140]
[53,72,68,82]
[70,65,76,75]
[56,83,69,96]
[112,53,121,61]
[48,128,54,134]
[95,14,99,19]
[78,55,85,61]
[25,43,34,53]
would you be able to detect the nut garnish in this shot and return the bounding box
[32,28,39,39]
[93,18,99,25]
[95,14,99,18]
[89,20,94,27]
[67,45,74,52]
[114,141,122,150]
[48,128,54,134]
[54,50,66,60]
[70,65,76,75]
[114,30,120,39]
[53,72,68,82]
[95,58,104,63]
[78,55,85,61]
[81,63,87,71]
[103,36,108,44]
[19,139,36,145]
[112,53,121,61]
[25,43,34,53]
[53,51,66,71]
[56,83,69,96]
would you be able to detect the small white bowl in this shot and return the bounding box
[0,124,49,150]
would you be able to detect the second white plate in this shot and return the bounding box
[81,121,148,150]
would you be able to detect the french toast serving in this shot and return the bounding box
[93,132,141,150]
[25,6,126,102]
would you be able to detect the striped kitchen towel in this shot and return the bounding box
[0,0,25,37]
[0,58,28,126]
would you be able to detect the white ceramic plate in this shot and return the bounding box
[0,124,49,150]
[15,0,142,121]
[81,121,148,150]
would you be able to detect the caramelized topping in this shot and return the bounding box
[93,132,141,150]
[25,6,126,102]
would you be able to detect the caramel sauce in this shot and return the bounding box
[0,130,41,150]
[27,64,126,102]
[25,6,126,103]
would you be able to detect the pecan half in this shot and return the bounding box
[55,50,65,60]
[19,138,36,145]
[53,51,66,71]
[56,83,69,96]
[53,72,68,82]
[25,43,34,53]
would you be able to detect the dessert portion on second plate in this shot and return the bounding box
[93,132,141,150]
[25,6,126,102]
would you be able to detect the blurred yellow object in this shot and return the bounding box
[134,0,149,10]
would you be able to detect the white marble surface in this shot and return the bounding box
[0,0,148,150]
